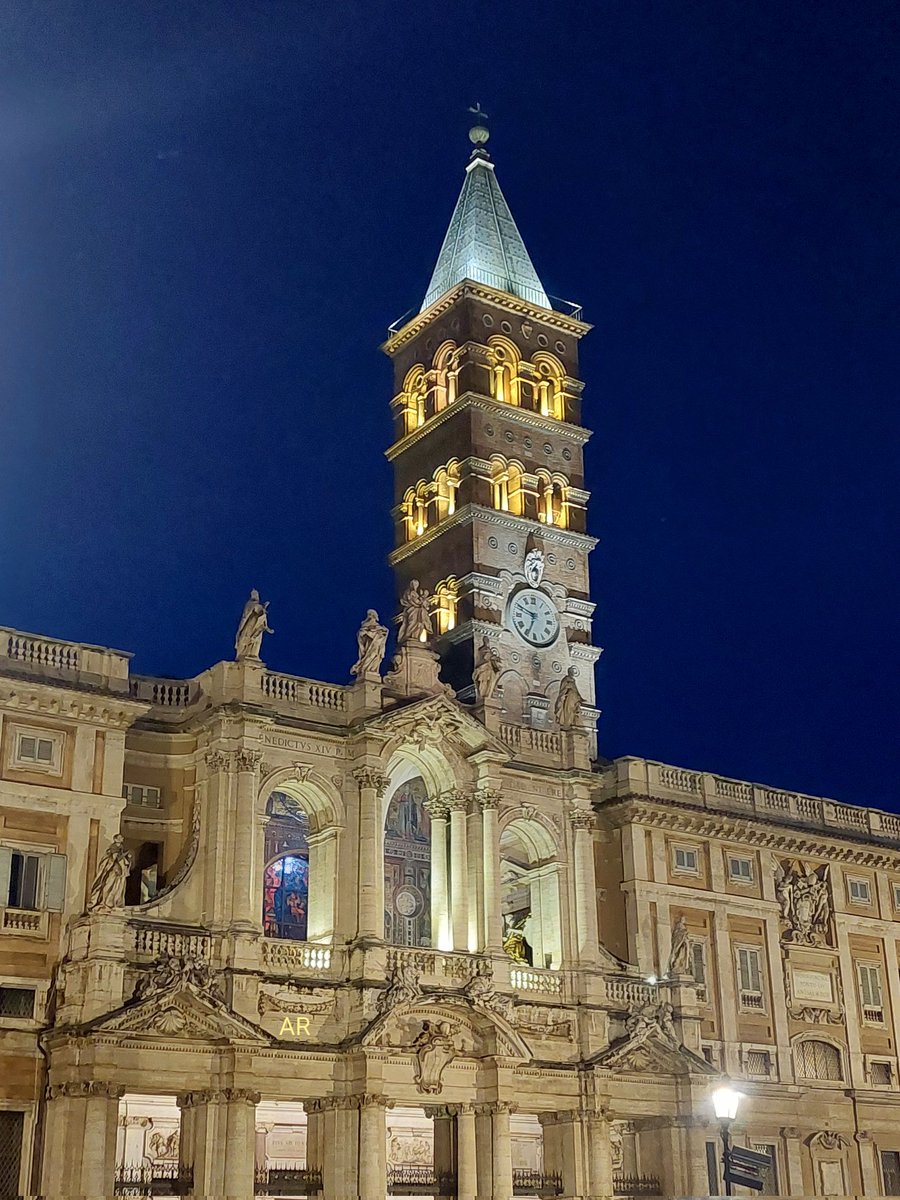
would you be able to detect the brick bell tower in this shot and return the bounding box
[382,113,601,733]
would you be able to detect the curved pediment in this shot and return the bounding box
[361,993,531,1061]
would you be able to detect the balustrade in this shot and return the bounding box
[262,939,334,974]
[603,977,653,1008]
[260,672,347,712]
[131,923,213,962]
[510,967,562,996]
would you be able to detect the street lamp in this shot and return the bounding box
[712,1085,743,1196]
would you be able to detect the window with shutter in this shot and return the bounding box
[736,946,764,1008]
[848,877,871,903]
[858,963,884,1022]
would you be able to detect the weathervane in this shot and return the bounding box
[468,102,490,148]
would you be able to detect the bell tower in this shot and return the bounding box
[382,115,600,732]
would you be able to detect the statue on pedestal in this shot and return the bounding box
[472,636,502,701]
[87,834,133,912]
[397,580,433,645]
[235,589,273,661]
[554,667,583,729]
[351,609,389,678]
[667,915,691,977]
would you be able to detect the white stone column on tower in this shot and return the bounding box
[232,749,263,928]
[490,1102,515,1200]
[446,790,471,951]
[353,766,389,943]
[357,1095,391,1200]
[457,1104,478,1200]
[306,827,339,943]
[426,797,451,951]
[569,806,600,965]
[477,789,503,952]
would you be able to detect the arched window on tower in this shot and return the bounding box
[433,577,459,634]
[384,777,432,947]
[433,342,459,413]
[402,482,429,541]
[400,366,428,434]
[537,473,568,529]
[488,338,521,407]
[262,792,310,941]
[433,461,460,520]
[532,353,565,421]
[490,457,525,517]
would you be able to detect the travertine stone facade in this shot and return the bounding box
[1,131,897,1200]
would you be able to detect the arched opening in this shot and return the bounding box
[433,578,459,634]
[488,338,521,407]
[537,473,568,529]
[403,483,429,541]
[262,792,311,941]
[532,353,565,420]
[795,1038,844,1082]
[124,841,163,905]
[384,776,432,947]
[401,366,427,434]
[490,457,525,517]
[432,343,459,413]
[433,461,460,521]
[500,819,562,969]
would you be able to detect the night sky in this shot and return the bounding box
[2,2,898,809]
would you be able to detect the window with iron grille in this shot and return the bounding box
[0,987,35,1019]
[881,1151,900,1196]
[796,1038,843,1082]
[746,1049,772,1077]
[749,1143,778,1195]
[0,1110,23,1199]
[871,1060,893,1087]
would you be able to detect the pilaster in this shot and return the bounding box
[353,766,389,943]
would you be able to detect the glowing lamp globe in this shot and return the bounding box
[712,1085,743,1121]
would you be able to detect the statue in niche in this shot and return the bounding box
[351,609,389,678]
[472,636,502,701]
[396,580,433,645]
[502,912,532,965]
[86,834,133,912]
[235,589,273,661]
[667,915,691,977]
[775,860,831,945]
[609,1122,625,1172]
[553,667,583,729]
[413,1020,457,1093]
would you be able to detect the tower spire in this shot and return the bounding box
[420,111,550,312]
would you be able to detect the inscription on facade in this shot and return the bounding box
[792,969,833,1003]
[262,731,344,757]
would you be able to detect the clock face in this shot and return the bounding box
[509,588,560,647]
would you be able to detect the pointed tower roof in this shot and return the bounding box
[421,114,550,312]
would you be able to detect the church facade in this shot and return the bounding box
[1,122,900,1200]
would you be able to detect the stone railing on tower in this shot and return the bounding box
[604,756,900,845]
[498,722,562,765]
[0,625,132,693]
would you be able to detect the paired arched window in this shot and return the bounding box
[399,366,428,435]
[537,472,569,529]
[532,353,566,421]
[402,482,430,541]
[433,577,459,634]
[795,1039,844,1081]
[262,792,310,941]
[490,456,525,517]
[487,337,521,408]
[384,777,432,947]
[402,462,461,541]
[433,342,459,413]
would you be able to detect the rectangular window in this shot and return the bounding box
[893,884,900,911]
[673,845,699,874]
[728,855,754,882]
[690,940,706,986]
[736,946,764,1009]
[0,986,36,1019]
[12,728,62,774]
[17,736,53,764]
[858,963,884,1022]
[122,784,162,809]
[881,1151,900,1197]
[848,877,871,904]
[7,852,40,911]
[0,848,67,915]
[0,1111,23,1198]
[705,1141,720,1196]
[746,1049,772,1077]
[749,1143,779,1195]
[871,1060,893,1086]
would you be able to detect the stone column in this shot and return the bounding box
[307,827,339,943]
[321,1098,358,1200]
[467,800,485,951]
[491,1102,515,1200]
[357,1095,391,1200]
[178,1089,225,1198]
[780,1127,805,1197]
[427,1105,457,1191]
[584,1111,614,1198]
[304,1101,324,1198]
[203,749,235,923]
[447,791,470,951]
[477,790,503,952]
[223,1088,260,1198]
[233,749,263,928]
[569,807,600,966]
[42,1081,123,1198]
[457,1104,478,1200]
[426,798,451,951]
[353,767,389,943]
[475,1105,494,1200]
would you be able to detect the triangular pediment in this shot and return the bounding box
[590,1031,716,1077]
[86,986,271,1046]
[369,694,510,760]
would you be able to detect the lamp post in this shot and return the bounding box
[712,1085,743,1196]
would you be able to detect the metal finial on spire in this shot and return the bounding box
[468,103,490,147]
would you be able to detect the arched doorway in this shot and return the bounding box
[262,792,310,941]
[384,776,432,947]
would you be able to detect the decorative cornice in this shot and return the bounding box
[389,504,597,567]
[0,681,142,729]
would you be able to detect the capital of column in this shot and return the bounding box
[48,1080,124,1101]
[424,797,449,820]
[780,1127,800,1139]
[855,1130,873,1144]
[475,788,502,811]
[475,1100,518,1116]
[177,1088,225,1110]
[222,1087,261,1106]
[304,1098,328,1114]
[353,766,390,795]
[235,749,263,773]
[443,789,473,814]
[568,806,595,831]
[354,1093,394,1110]
[423,1104,457,1120]
[204,749,231,772]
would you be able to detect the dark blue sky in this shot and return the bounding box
[2,2,898,808]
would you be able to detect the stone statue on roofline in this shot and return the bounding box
[235,589,273,661]
[472,636,502,701]
[396,580,433,645]
[351,609,389,679]
[554,667,583,729]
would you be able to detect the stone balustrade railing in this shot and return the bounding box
[602,976,654,1009]
[509,967,562,996]
[261,939,336,976]
[1,625,131,691]
[499,723,562,761]
[608,757,900,846]
[130,922,215,962]
[260,672,347,712]
[129,676,197,707]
